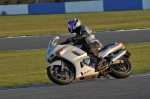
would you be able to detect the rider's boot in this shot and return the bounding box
[95,57,110,72]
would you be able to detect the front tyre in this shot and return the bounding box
[47,65,74,85]
[109,57,132,79]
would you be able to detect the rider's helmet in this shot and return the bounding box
[67,18,81,33]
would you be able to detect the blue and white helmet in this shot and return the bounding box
[67,18,81,33]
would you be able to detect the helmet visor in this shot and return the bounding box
[67,20,75,29]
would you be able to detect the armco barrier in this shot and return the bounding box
[65,1,103,13]
[0,4,28,15]
[28,3,65,14]
[103,0,143,11]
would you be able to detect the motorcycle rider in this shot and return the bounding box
[60,18,107,71]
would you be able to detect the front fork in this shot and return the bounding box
[60,58,69,72]
[60,58,65,71]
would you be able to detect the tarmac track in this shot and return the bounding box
[1,74,150,99]
[0,29,150,51]
[0,29,150,99]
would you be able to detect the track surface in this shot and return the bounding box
[1,75,150,99]
[0,29,150,51]
[0,29,150,99]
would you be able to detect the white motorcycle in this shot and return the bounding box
[46,36,132,85]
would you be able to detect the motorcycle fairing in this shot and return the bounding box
[46,45,98,79]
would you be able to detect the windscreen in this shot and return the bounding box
[48,36,60,47]
[46,36,60,60]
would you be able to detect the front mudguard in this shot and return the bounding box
[46,60,61,69]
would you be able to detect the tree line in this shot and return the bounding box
[0,0,93,5]
[0,0,35,5]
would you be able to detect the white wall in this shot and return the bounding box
[142,0,150,10]
[0,4,28,15]
[65,0,103,13]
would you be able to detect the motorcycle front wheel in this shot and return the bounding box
[109,57,132,79]
[47,65,74,85]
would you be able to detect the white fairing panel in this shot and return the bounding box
[59,45,87,62]
[58,46,98,78]
[46,60,61,69]
[74,62,98,78]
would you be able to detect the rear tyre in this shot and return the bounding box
[47,65,74,85]
[109,57,132,79]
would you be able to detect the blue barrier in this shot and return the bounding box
[103,0,143,11]
[28,3,65,14]
[1,0,150,15]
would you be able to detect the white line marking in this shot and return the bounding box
[1,28,150,39]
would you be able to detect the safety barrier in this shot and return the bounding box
[142,0,150,10]
[28,3,65,14]
[65,1,103,13]
[0,0,150,15]
[103,0,143,11]
[0,4,28,15]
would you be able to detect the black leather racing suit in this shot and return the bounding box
[68,25,102,56]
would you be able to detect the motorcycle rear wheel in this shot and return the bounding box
[47,65,74,85]
[109,57,132,79]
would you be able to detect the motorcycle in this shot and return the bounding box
[46,36,132,85]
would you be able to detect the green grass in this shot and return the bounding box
[0,42,150,88]
[1,10,150,37]
[0,49,50,88]
[125,43,150,74]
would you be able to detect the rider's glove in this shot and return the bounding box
[71,37,77,42]
[66,38,72,43]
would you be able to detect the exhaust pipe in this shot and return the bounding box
[100,42,125,58]
[110,50,127,63]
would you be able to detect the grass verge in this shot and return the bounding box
[0,42,150,88]
[0,10,150,37]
